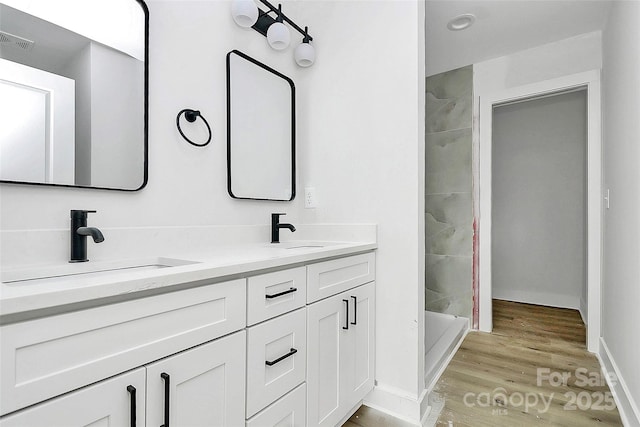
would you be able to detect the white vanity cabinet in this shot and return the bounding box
[245,267,308,426]
[0,279,246,416]
[306,254,376,427]
[0,332,246,427]
[0,249,376,427]
[244,252,375,427]
[0,278,246,424]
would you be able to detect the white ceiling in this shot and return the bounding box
[425,0,614,76]
[1,4,89,73]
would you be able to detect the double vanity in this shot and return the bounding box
[0,240,377,427]
[0,1,375,425]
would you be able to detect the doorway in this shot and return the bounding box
[492,89,587,316]
[478,71,602,352]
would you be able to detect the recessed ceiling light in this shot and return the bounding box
[447,13,476,31]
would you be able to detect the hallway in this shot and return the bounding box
[433,300,623,426]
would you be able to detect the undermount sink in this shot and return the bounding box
[284,244,325,249]
[1,257,199,286]
[267,241,338,250]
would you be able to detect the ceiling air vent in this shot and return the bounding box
[0,31,35,51]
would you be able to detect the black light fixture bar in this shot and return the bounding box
[251,0,313,42]
[251,9,276,36]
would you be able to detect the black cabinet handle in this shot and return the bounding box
[350,295,358,325]
[266,348,298,366]
[343,299,349,330]
[265,287,297,299]
[127,385,137,427]
[160,373,170,427]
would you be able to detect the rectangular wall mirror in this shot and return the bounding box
[0,0,148,191]
[226,50,295,201]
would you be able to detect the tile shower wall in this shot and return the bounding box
[425,66,473,319]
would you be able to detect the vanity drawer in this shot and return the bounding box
[0,279,246,416]
[246,308,306,418]
[307,252,375,303]
[247,267,306,326]
[246,383,306,427]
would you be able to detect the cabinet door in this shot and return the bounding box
[306,292,349,427]
[0,368,145,427]
[341,282,375,411]
[146,331,246,427]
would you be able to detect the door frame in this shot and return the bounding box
[478,70,602,353]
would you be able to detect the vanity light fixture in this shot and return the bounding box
[294,26,315,67]
[231,0,259,28]
[231,0,315,67]
[266,4,290,50]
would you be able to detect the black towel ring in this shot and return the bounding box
[176,109,212,147]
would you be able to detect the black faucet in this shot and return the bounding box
[271,213,296,243]
[70,210,104,263]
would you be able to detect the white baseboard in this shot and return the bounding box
[598,338,640,426]
[363,384,429,426]
[579,296,588,325]
[493,289,580,310]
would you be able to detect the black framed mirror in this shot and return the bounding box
[226,50,295,201]
[0,0,148,191]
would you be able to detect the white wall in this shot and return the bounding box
[491,90,587,310]
[474,31,602,95]
[0,0,307,232]
[0,81,47,183]
[0,0,426,420]
[90,43,145,189]
[295,0,426,416]
[425,1,610,78]
[473,31,602,329]
[601,1,640,423]
[2,0,145,61]
[61,44,92,186]
[0,59,75,184]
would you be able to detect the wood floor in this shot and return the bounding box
[343,405,414,427]
[433,299,623,426]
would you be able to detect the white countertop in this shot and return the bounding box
[0,240,376,318]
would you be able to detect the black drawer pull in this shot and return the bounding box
[160,373,170,427]
[127,385,137,427]
[265,287,297,299]
[343,299,349,330]
[350,295,357,325]
[266,348,298,366]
